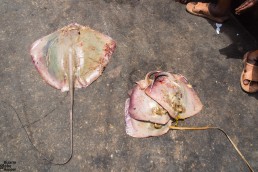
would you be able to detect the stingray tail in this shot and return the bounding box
[60,47,75,165]
[10,48,75,165]
[169,126,254,172]
[34,48,75,165]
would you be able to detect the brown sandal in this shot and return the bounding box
[186,2,229,23]
[240,52,258,93]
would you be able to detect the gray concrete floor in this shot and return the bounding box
[0,0,258,171]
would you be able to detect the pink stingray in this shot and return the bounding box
[29,23,116,164]
[125,71,203,138]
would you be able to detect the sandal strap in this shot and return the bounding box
[243,62,258,81]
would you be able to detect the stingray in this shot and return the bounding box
[125,71,253,171]
[29,23,116,164]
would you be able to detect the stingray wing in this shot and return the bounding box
[145,72,203,119]
[145,74,181,119]
[30,23,116,92]
[125,99,171,138]
[128,84,170,124]
[173,74,203,119]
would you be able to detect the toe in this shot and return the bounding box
[243,79,250,85]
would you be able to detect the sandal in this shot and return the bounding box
[186,2,229,23]
[240,52,258,93]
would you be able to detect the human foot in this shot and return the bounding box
[186,2,229,23]
[240,50,258,93]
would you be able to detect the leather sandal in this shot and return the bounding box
[240,52,258,93]
[186,2,229,23]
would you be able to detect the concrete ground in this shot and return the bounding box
[0,0,257,171]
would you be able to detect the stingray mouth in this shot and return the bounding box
[165,91,185,116]
[151,105,168,116]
